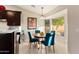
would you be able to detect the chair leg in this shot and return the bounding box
[53,45,55,53]
[48,46,51,53]
[45,46,47,54]
[41,43,42,49]
[37,42,40,49]
[29,43,31,49]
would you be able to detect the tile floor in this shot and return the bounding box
[19,35,67,54]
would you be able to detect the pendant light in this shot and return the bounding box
[40,7,45,19]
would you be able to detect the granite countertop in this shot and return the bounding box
[0,29,16,33]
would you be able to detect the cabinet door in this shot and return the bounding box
[6,11,21,26]
[0,33,14,54]
[6,11,14,26]
[0,11,6,19]
[13,12,21,26]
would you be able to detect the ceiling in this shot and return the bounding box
[17,5,58,15]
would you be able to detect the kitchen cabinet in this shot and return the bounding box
[0,31,19,54]
[6,10,21,26]
[0,11,6,19]
[0,10,21,26]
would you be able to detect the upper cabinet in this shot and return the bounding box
[0,10,21,26]
[0,11,6,19]
[6,10,21,26]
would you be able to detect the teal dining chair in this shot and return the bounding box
[35,30,40,34]
[41,31,55,53]
[28,32,39,48]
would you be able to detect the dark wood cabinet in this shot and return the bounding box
[0,32,19,54]
[0,32,14,54]
[6,10,21,26]
[0,10,21,26]
[0,11,6,19]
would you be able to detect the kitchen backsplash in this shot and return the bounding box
[0,21,9,30]
[0,21,21,32]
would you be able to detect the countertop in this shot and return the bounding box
[0,29,17,33]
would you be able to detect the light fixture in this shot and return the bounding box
[40,7,45,19]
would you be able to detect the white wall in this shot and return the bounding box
[68,6,79,53]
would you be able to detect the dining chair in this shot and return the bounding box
[41,31,55,53]
[35,30,40,34]
[28,32,39,48]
